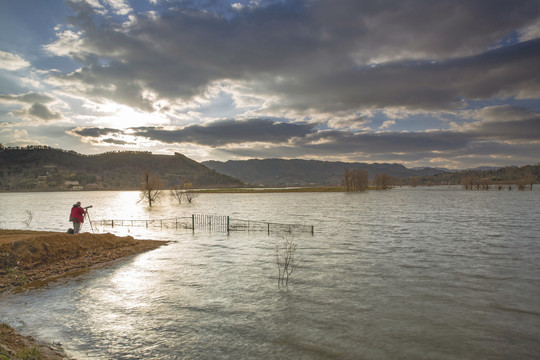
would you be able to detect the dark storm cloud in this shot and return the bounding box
[457,105,540,140]
[469,118,540,140]
[47,0,540,112]
[130,118,315,146]
[265,39,540,112]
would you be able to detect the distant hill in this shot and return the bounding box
[202,159,445,186]
[0,146,244,191]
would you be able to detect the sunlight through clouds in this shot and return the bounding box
[0,0,539,168]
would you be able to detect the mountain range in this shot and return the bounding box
[203,159,445,186]
[1,146,537,191]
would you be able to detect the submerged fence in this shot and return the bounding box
[93,214,314,235]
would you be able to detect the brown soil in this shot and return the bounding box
[0,229,168,359]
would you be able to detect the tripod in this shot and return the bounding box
[84,207,95,233]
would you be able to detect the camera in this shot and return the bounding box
[84,205,93,209]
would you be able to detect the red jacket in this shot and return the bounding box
[70,205,85,223]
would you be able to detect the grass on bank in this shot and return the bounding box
[1,323,46,360]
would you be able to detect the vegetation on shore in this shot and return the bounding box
[1,322,67,360]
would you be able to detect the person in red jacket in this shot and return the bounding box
[69,201,86,234]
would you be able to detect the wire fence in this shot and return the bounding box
[92,214,314,235]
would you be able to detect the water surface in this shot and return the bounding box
[0,188,539,359]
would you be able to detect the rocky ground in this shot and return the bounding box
[0,229,168,359]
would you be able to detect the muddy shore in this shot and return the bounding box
[0,229,168,359]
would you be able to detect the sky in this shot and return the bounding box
[1,0,539,169]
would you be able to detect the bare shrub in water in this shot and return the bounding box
[23,210,33,227]
[170,182,198,204]
[275,236,301,286]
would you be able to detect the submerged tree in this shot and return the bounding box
[373,173,393,190]
[139,169,162,207]
[461,176,491,190]
[516,174,535,190]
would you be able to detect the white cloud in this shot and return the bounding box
[380,120,396,129]
[519,19,540,41]
[0,51,30,71]
[103,0,133,16]
[43,29,87,58]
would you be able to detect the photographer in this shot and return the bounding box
[69,201,86,234]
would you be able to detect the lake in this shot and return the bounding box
[1,188,539,359]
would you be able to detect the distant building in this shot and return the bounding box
[65,180,81,190]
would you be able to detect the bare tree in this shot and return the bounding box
[139,169,162,207]
[170,185,184,204]
[462,176,491,190]
[462,176,474,189]
[373,173,393,190]
[410,177,420,187]
[516,174,535,190]
[170,182,198,204]
[343,168,368,192]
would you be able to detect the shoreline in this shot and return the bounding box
[0,229,169,359]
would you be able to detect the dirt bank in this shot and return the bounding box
[0,230,167,291]
[0,229,168,359]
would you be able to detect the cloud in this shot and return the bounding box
[14,103,62,121]
[0,51,30,71]
[71,127,123,137]
[454,105,540,140]
[102,137,132,145]
[379,120,396,130]
[130,118,315,146]
[0,93,62,122]
[65,106,540,166]
[3,0,539,168]
[0,93,56,104]
[42,0,540,115]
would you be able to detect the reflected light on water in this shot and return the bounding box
[0,189,539,359]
